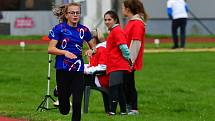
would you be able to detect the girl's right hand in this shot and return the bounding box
[65,51,77,59]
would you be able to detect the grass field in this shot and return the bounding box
[0,35,43,40]
[0,44,215,121]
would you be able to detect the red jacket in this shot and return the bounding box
[88,42,109,88]
[124,19,145,70]
[106,25,131,74]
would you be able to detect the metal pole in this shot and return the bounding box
[189,9,214,35]
[46,54,52,108]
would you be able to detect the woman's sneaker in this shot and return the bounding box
[108,112,116,116]
[53,100,72,107]
[128,110,139,115]
[53,100,59,107]
[120,112,127,115]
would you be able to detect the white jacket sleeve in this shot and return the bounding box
[85,64,106,74]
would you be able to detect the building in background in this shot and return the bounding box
[0,0,55,35]
[0,0,111,35]
[0,0,214,35]
[141,0,215,35]
[0,0,53,10]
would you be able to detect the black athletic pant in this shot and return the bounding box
[101,91,110,113]
[124,70,138,110]
[109,71,126,113]
[172,18,187,48]
[56,70,84,121]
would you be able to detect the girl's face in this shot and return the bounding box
[122,4,129,17]
[65,5,80,26]
[104,14,115,30]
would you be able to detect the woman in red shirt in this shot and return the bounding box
[104,10,131,115]
[122,0,148,115]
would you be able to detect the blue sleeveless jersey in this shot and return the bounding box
[48,22,92,71]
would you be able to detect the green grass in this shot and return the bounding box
[1,35,215,49]
[0,35,44,40]
[0,45,215,121]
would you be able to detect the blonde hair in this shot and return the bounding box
[52,3,81,23]
[91,28,105,44]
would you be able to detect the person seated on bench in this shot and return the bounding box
[84,28,110,113]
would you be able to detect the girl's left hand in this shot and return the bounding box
[85,49,95,57]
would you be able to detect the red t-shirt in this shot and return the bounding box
[106,25,131,74]
[89,45,109,88]
[124,20,145,70]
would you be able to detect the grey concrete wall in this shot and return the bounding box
[0,11,58,35]
[142,0,215,19]
[142,0,215,35]
[0,0,214,35]
[147,19,215,35]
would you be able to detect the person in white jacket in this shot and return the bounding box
[84,28,109,88]
[84,28,110,113]
[167,0,189,49]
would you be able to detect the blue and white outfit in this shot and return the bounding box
[48,21,92,121]
[167,0,188,48]
[49,21,92,71]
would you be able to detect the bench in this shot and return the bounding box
[83,71,110,113]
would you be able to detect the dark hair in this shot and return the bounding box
[104,10,120,24]
[123,0,148,22]
[52,3,80,22]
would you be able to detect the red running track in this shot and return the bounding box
[0,40,49,46]
[0,38,215,46]
[0,117,26,121]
